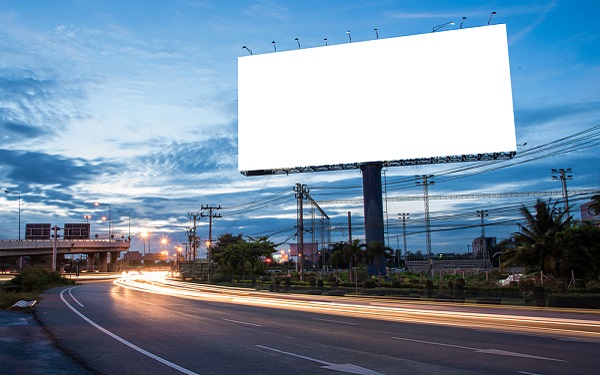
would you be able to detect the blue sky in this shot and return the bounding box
[1,0,599,258]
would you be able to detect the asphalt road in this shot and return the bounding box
[36,279,600,375]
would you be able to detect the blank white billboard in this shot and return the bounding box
[238,24,516,173]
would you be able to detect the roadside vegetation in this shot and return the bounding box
[198,196,600,308]
[0,265,75,310]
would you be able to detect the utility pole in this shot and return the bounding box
[477,209,489,237]
[416,175,434,274]
[201,205,221,283]
[551,168,572,220]
[399,213,409,268]
[294,183,308,282]
[188,212,201,279]
[52,226,61,271]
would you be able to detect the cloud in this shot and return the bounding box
[0,149,120,188]
[245,0,291,20]
[0,68,89,146]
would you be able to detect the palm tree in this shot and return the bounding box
[502,199,570,276]
[365,241,394,287]
[343,240,366,283]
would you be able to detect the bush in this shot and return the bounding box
[425,279,434,298]
[454,283,465,299]
[533,285,546,307]
[317,279,324,290]
[362,279,377,289]
[5,266,72,292]
[327,289,346,296]
[284,277,291,291]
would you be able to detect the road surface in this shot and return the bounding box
[36,274,600,374]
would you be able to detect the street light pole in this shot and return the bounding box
[4,190,21,241]
[118,210,131,241]
[95,202,111,239]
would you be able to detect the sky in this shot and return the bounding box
[1,0,600,259]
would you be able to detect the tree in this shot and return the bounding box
[364,241,394,287]
[216,242,246,282]
[502,199,570,276]
[343,240,366,283]
[212,233,245,279]
[240,235,276,286]
[556,222,600,280]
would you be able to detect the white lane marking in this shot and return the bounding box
[68,287,84,307]
[223,318,262,327]
[312,318,357,325]
[256,345,385,375]
[391,337,567,362]
[59,288,199,375]
[518,372,542,375]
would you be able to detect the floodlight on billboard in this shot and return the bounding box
[238,24,516,175]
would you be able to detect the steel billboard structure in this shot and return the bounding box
[238,24,517,274]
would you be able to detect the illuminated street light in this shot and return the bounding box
[94,201,111,239]
[140,230,151,254]
[4,189,21,241]
[84,215,91,223]
[118,210,131,241]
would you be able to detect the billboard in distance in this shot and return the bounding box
[238,24,516,174]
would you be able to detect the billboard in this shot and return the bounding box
[64,223,90,239]
[25,223,51,240]
[289,243,319,257]
[238,24,516,174]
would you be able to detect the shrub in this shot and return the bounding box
[425,279,434,298]
[327,289,346,296]
[362,279,377,289]
[533,285,546,307]
[309,277,317,289]
[317,279,324,290]
[284,277,291,291]
[454,283,465,299]
[5,266,72,292]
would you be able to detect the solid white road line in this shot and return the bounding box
[59,287,200,375]
[223,318,262,327]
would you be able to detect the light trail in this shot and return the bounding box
[114,273,600,341]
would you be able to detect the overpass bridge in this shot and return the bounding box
[0,239,130,272]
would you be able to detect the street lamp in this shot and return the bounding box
[84,215,91,223]
[140,231,150,255]
[94,202,111,239]
[118,210,131,241]
[433,21,454,32]
[4,190,21,241]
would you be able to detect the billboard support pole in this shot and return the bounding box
[360,162,385,276]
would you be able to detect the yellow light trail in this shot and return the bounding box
[114,273,600,341]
